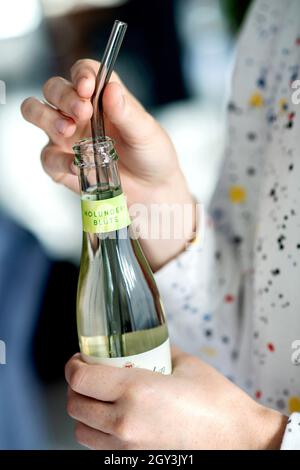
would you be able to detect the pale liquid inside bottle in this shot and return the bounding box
[77,185,170,372]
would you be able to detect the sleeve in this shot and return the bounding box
[154,205,243,377]
[280,413,300,450]
[154,0,268,378]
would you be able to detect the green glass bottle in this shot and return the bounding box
[73,137,171,373]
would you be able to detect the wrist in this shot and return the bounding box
[254,404,288,450]
[137,172,196,271]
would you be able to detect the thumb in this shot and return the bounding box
[102,81,158,146]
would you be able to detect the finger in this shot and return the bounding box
[21,97,76,141]
[43,76,93,122]
[41,144,75,178]
[67,388,117,434]
[75,422,122,450]
[70,59,98,98]
[102,81,157,145]
[70,58,121,98]
[65,354,130,401]
[41,144,79,192]
[70,59,158,148]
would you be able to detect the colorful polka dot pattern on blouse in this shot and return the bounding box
[155,0,300,449]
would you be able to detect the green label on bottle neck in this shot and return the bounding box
[81,193,131,233]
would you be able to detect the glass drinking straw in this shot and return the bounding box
[88,20,127,199]
[91,20,128,139]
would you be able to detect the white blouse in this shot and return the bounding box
[155,0,300,449]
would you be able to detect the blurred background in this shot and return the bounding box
[0,0,252,449]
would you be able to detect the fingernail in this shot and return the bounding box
[76,76,89,90]
[71,101,83,119]
[55,118,68,134]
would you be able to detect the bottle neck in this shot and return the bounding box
[79,163,122,200]
[73,139,130,235]
[80,191,131,235]
[74,137,122,200]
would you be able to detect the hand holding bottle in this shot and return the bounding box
[65,347,287,450]
[21,59,195,270]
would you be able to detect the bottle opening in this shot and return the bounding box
[73,136,117,168]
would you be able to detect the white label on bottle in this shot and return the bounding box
[82,339,172,375]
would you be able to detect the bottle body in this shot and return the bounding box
[74,138,171,374]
